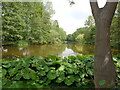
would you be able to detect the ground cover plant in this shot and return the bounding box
[2,55,120,88]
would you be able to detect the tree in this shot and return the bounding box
[90,0,118,88]
[84,16,96,45]
[2,2,66,44]
[2,2,27,41]
[84,16,95,28]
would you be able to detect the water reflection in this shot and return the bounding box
[58,47,79,57]
[2,43,120,60]
[2,44,66,59]
[67,43,95,55]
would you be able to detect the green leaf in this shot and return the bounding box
[3,63,11,68]
[44,80,51,85]
[79,72,85,78]
[23,74,30,79]
[15,64,22,70]
[14,73,22,80]
[58,65,65,71]
[56,74,65,83]
[66,68,74,74]
[44,66,49,72]
[118,74,120,79]
[74,76,81,82]
[47,55,58,60]
[8,68,18,77]
[50,67,55,70]
[38,60,46,66]
[64,75,74,86]
[99,80,106,86]
[39,77,47,84]
[76,82,82,87]
[38,71,46,76]
[117,60,120,67]
[2,78,9,86]
[2,69,7,76]
[87,69,93,75]
[47,70,57,80]
[36,66,42,70]
[22,61,30,67]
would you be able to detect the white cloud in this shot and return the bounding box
[49,0,107,34]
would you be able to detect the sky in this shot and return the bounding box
[49,0,107,34]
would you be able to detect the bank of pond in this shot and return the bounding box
[2,55,120,88]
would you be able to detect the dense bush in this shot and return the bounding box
[2,55,120,88]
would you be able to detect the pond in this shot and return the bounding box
[2,43,120,60]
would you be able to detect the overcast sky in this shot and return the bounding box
[49,0,107,34]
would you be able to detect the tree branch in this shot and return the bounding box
[89,0,99,20]
[103,1,118,20]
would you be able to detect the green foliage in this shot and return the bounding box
[66,16,96,45]
[2,2,66,45]
[99,80,106,86]
[111,2,120,49]
[84,16,95,28]
[67,3,120,49]
[2,55,94,88]
[2,55,120,88]
[15,41,29,46]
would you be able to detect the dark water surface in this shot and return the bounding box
[2,43,120,60]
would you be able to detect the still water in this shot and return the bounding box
[2,43,120,60]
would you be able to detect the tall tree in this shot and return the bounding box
[90,0,118,88]
[2,2,66,44]
[84,16,95,28]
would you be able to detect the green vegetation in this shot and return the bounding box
[1,1,120,89]
[2,55,120,88]
[2,2,66,45]
[111,1,120,49]
[66,16,96,45]
[66,2,120,49]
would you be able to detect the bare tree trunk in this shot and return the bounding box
[89,0,118,88]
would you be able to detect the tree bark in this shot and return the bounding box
[89,0,118,88]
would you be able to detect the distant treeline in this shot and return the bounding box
[66,2,120,49]
[2,2,66,44]
[2,2,120,49]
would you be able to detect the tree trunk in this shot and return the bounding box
[89,0,118,88]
